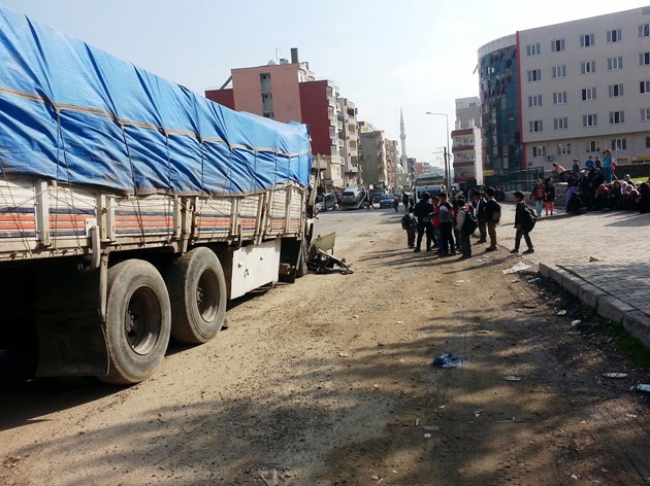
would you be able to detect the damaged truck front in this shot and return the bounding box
[0,7,313,384]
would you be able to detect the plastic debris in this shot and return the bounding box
[523,303,538,309]
[422,425,440,432]
[395,321,404,325]
[352,315,359,319]
[636,384,650,393]
[504,376,522,382]
[603,372,627,379]
[424,433,432,438]
[503,262,531,274]
[432,352,466,368]
[571,319,582,327]
[338,351,349,357]
[527,277,541,283]
[474,409,483,417]
[557,310,567,316]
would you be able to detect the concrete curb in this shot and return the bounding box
[537,262,650,349]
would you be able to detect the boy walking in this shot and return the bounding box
[511,191,534,255]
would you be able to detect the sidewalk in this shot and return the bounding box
[494,202,650,348]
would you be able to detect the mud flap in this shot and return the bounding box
[34,259,109,377]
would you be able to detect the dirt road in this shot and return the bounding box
[1,208,650,486]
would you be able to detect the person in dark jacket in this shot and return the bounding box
[413,192,434,252]
[471,190,487,244]
[544,178,555,216]
[511,191,534,255]
[483,187,499,252]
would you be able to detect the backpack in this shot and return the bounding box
[491,201,502,223]
[401,214,409,230]
[522,204,537,231]
[462,208,478,234]
[401,214,416,230]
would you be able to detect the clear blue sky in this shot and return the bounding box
[1,0,647,167]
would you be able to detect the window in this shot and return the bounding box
[557,143,572,155]
[607,29,622,43]
[646,136,650,148]
[552,65,567,78]
[607,57,623,70]
[609,111,625,124]
[642,108,650,121]
[609,84,624,97]
[586,141,600,153]
[553,117,568,130]
[527,69,542,82]
[611,139,627,150]
[528,94,542,107]
[640,52,650,65]
[529,120,543,132]
[551,39,565,52]
[640,24,650,37]
[641,80,650,93]
[580,33,595,47]
[552,93,563,105]
[532,146,547,157]
[582,87,597,101]
[583,114,598,127]
[581,60,596,73]
[527,43,541,56]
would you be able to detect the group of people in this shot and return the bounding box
[401,188,514,259]
[564,169,650,214]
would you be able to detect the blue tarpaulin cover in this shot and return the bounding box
[0,6,312,196]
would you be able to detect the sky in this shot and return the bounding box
[1,0,648,168]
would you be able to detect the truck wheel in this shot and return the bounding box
[99,260,171,385]
[165,247,227,344]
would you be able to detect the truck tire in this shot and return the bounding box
[99,259,171,385]
[165,247,227,344]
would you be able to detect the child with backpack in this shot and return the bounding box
[455,197,477,259]
[511,191,535,255]
[401,207,418,249]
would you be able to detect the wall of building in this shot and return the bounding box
[205,88,235,109]
[229,63,304,122]
[478,35,522,178]
[518,7,650,170]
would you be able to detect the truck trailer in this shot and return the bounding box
[0,7,313,384]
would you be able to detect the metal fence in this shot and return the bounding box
[484,167,546,192]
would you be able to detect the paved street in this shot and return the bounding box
[494,203,650,347]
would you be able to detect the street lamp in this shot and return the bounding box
[426,111,451,192]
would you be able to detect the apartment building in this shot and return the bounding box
[358,122,391,189]
[205,49,345,189]
[451,97,483,186]
[338,98,361,186]
[479,7,650,184]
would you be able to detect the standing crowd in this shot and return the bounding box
[401,188,538,258]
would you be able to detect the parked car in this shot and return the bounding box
[379,194,395,209]
[316,193,338,212]
[340,186,368,209]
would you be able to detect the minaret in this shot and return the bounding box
[399,108,407,171]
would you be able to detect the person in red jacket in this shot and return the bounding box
[529,179,545,217]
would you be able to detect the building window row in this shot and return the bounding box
[535,26,650,56]
[527,114,627,132]
[528,54,650,83]
[531,140,631,158]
